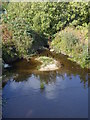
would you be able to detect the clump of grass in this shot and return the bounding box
[35,56,59,71]
[40,82,44,89]
[37,56,54,67]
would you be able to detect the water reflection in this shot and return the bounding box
[2,50,89,118]
[2,69,88,100]
[2,71,88,118]
[3,64,88,89]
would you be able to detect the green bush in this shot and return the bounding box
[60,32,79,52]
[2,2,89,65]
[52,28,79,53]
[51,27,89,68]
[2,3,47,63]
[2,40,18,64]
[2,2,89,37]
[2,21,47,63]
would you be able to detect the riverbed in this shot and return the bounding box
[2,50,89,118]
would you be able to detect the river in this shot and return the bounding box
[2,50,89,118]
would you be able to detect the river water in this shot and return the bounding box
[2,50,89,118]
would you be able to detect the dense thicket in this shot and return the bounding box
[2,2,89,68]
[2,2,89,36]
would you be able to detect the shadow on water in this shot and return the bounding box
[3,49,89,88]
[2,50,89,118]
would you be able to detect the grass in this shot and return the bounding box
[40,82,45,89]
[36,56,54,67]
[35,56,59,71]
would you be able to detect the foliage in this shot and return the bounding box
[2,2,89,67]
[2,2,89,37]
[51,27,89,68]
[40,82,45,89]
[2,40,18,64]
[36,56,54,67]
[2,3,47,63]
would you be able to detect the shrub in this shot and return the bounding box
[2,40,18,64]
[52,27,80,53]
[51,27,89,68]
[2,2,89,66]
[2,6,47,63]
[2,2,89,37]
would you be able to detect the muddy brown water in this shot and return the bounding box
[2,50,89,118]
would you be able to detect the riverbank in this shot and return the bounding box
[2,3,89,69]
[51,27,89,69]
